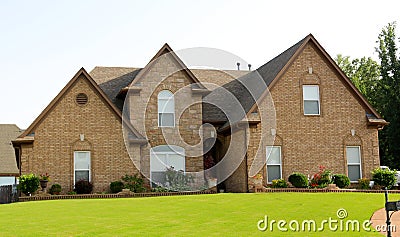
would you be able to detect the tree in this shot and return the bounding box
[375,22,400,169]
[335,22,400,169]
[335,54,380,108]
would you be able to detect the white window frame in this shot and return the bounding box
[346,146,362,182]
[302,85,320,115]
[74,151,91,184]
[157,90,175,127]
[266,146,282,183]
[150,145,185,187]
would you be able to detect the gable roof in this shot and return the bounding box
[18,68,145,141]
[249,34,384,120]
[129,43,207,89]
[206,34,387,130]
[203,36,307,123]
[0,124,21,175]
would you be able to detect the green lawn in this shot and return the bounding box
[0,192,397,236]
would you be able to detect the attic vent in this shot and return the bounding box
[76,93,88,105]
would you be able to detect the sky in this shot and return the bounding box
[1,0,399,129]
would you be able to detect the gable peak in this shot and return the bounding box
[149,43,174,63]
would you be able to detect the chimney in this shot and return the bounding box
[236,62,240,70]
[248,64,252,71]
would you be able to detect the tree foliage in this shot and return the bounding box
[18,173,40,195]
[375,22,400,169]
[335,54,380,108]
[336,22,400,169]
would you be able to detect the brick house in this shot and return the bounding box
[13,34,387,193]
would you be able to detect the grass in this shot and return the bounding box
[0,192,397,236]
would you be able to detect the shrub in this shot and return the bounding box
[358,178,371,190]
[288,172,308,188]
[18,173,40,195]
[372,168,397,188]
[122,174,146,193]
[310,166,332,188]
[151,186,170,192]
[165,166,194,191]
[74,180,93,194]
[332,174,350,188]
[110,181,124,193]
[271,179,288,188]
[49,184,62,195]
[67,191,77,195]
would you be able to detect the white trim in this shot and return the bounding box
[157,90,175,127]
[266,146,282,183]
[150,145,185,187]
[73,151,91,184]
[346,146,362,182]
[303,85,320,115]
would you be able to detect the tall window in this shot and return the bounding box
[150,145,185,186]
[303,85,320,115]
[266,146,282,183]
[346,146,362,182]
[74,151,91,184]
[158,90,175,127]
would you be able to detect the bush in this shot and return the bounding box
[271,179,288,188]
[122,174,146,193]
[18,173,40,195]
[372,168,397,188]
[310,166,332,188]
[165,167,194,191]
[74,180,93,194]
[151,186,170,192]
[110,181,124,193]
[288,172,308,188]
[358,178,371,190]
[49,184,62,195]
[67,191,77,195]
[332,174,350,188]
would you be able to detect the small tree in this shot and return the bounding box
[165,166,194,191]
[372,168,397,189]
[18,173,40,195]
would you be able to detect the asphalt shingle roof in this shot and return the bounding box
[89,36,305,125]
[0,124,22,175]
[89,66,249,112]
[202,36,307,123]
[90,67,142,111]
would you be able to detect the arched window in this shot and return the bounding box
[150,145,185,187]
[158,90,175,127]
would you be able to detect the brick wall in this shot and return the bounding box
[20,74,138,193]
[127,53,204,186]
[248,42,380,188]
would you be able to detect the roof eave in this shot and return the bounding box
[12,137,34,145]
